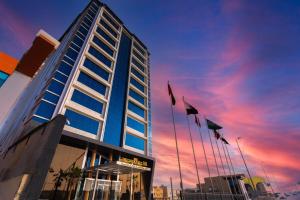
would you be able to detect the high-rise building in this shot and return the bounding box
[0,0,154,199]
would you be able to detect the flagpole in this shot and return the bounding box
[219,138,238,196]
[205,123,225,199]
[224,143,247,200]
[170,177,174,200]
[214,134,234,200]
[236,137,256,193]
[170,103,185,200]
[196,116,215,197]
[261,162,275,196]
[185,114,202,196]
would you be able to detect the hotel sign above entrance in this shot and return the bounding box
[118,157,151,171]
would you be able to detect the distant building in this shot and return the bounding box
[0,52,18,87]
[153,185,169,200]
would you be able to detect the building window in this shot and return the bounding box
[125,133,145,151]
[132,57,145,72]
[88,46,112,68]
[73,35,84,47]
[100,19,117,38]
[35,100,56,119]
[32,116,48,123]
[43,91,60,104]
[96,27,116,47]
[131,67,144,82]
[71,89,103,114]
[130,78,144,93]
[128,101,145,118]
[54,71,68,84]
[133,42,146,56]
[65,48,79,61]
[0,71,9,87]
[132,49,145,64]
[92,36,114,57]
[64,109,100,135]
[48,79,65,95]
[127,116,145,134]
[77,72,106,96]
[58,61,73,76]
[83,58,109,81]
[129,89,144,105]
[102,12,120,30]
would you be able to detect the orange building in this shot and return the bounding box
[0,52,18,87]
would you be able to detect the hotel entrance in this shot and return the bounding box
[75,157,153,200]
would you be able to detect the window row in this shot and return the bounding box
[125,133,145,151]
[71,89,104,114]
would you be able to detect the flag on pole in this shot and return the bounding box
[183,97,198,115]
[195,115,201,127]
[213,130,221,140]
[221,137,229,144]
[168,82,176,105]
[206,119,222,130]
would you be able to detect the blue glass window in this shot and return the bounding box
[100,19,117,38]
[63,55,75,65]
[58,61,72,76]
[32,116,48,123]
[78,25,88,36]
[48,80,64,95]
[77,72,106,95]
[43,91,59,104]
[131,67,144,82]
[127,116,145,133]
[65,48,78,61]
[64,109,99,135]
[88,46,112,67]
[84,16,92,26]
[130,78,144,93]
[88,9,96,18]
[73,35,84,47]
[0,71,9,87]
[125,133,145,151]
[83,58,109,81]
[70,42,81,52]
[134,42,146,56]
[128,101,145,118]
[91,2,99,12]
[129,89,144,105]
[35,100,56,119]
[96,27,116,47]
[132,57,144,72]
[92,36,114,57]
[71,89,103,114]
[133,50,145,64]
[102,12,119,30]
[54,71,68,83]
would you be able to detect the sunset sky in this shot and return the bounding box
[1,0,299,192]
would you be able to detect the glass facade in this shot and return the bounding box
[129,89,144,105]
[131,67,144,82]
[100,19,117,38]
[128,101,144,118]
[83,58,109,81]
[130,78,144,93]
[132,57,145,72]
[125,133,145,151]
[77,72,106,96]
[71,89,103,114]
[32,3,99,122]
[65,109,100,135]
[92,36,114,57]
[96,27,116,47]
[127,116,145,133]
[88,46,112,68]
[103,33,131,146]
[0,71,9,88]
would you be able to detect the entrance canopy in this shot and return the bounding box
[85,160,151,175]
